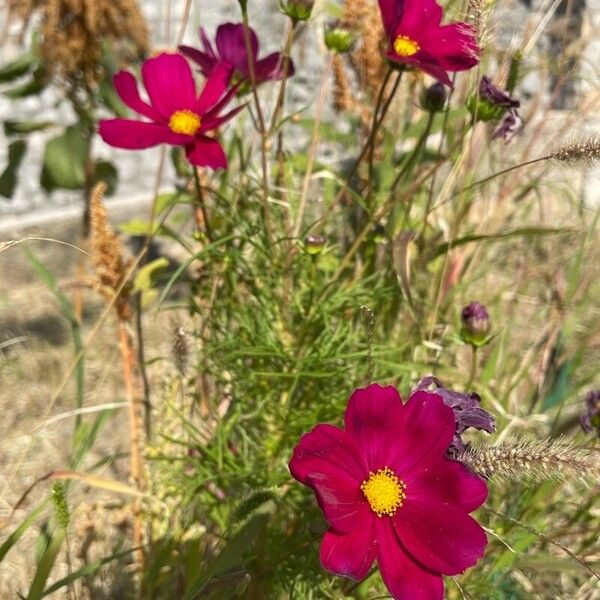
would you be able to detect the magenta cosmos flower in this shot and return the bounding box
[289,384,488,600]
[99,53,243,169]
[378,0,479,87]
[180,23,294,87]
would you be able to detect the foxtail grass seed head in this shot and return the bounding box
[171,322,189,377]
[420,82,447,113]
[459,438,600,485]
[581,390,600,437]
[460,301,491,346]
[552,137,600,167]
[51,482,70,529]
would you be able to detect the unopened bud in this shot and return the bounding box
[279,0,314,23]
[324,24,355,54]
[304,234,326,255]
[460,301,491,346]
[420,82,447,113]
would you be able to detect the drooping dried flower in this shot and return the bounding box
[581,390,600,437]
[459,438,600,485]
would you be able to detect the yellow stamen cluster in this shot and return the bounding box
[393,35,420,57]
[361,467,406,517]
[169,109,202,136]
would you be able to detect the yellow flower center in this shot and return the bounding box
[169,109,201,135]
[361,467,406,517]
[393,35,420,57]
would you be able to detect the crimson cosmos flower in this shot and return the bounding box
[289,384,488,600]
[180,23,294,87]
[99,53,243,169]
[378,0,480,87]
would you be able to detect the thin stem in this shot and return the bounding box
[193,167,213,242]
[367,67,394,186]
[268,19,296,134]
[466,345,478,388]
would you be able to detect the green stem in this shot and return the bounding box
[466,345,478,388]
[193,168,213,242]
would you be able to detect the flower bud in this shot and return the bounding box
[304,234,326,255]
[279,0,314,23]
[420,82,447,113]
[581,390,600,437]
[324,24,355,54]
[460,301,491,346]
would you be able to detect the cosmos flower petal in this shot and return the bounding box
[179,45,215,76]
[185,135,227,169]
[385,52,453,87]
[378,0,404,36]
[216,22,259,67]
[99,119,191,149]
[255,52,294,82]
[201,104,246,133]
[142,53,197,118]
[395,0,443,33]
[393,501,488,575]
[376,518,444,600]
[403,457,488,513]
[422,23,480,71]
[320,521,377,581]
[199,26,217,58]
[195,62,233,114]
[113,71,162,122]
[344,384,404,470]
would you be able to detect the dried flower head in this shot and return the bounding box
[8,0,149,86]
[581,390,600,437]
[459,437,600,485]
[89,182,132,321]
[171,320,190,377]
[552,136,600,167]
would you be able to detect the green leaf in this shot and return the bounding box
[118,219,160,236]
[156,191,195,216]
[27,528,66,600]
[0,52,35,83]
[98,76,128,117]
[3,66,46,98]
[40,126,90,191]
[4,120,54,136]
[92,160,118,195]
[0,502,48,563]
[0,140,27,199]
[133,257,170,307]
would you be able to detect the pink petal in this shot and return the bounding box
[376,518,444,600]
[216,22,258,69]
[185,136,227,169]
[289,424,368,532]
[423,23,480,71]
[395,0,443,34]
[142,52,197,119]
[389,391,455,473]
[393,500,487,575]
[179,45,216,76]
[320,522,377,581]
[344,384,405,470]
[113,71,162,122]
[378,0,403,36]
[404,457,488,513]
[99,119,190,149]
[201,104,245,133]
[255,53,294,82]
[195,62,233,115]
[384,51,453,88]
[199,26,217,59]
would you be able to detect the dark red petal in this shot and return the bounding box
[99,119,190,149]
[384,51,453,87]
[255,53,294,82]
[200,104,245,133]
[199,26,217,58]
[375,518,444,600]
[421,23,480,71]
[404,457,488,513]
[390,391,455,473]
[216,22,258,70]
[344,384,404,470]
[393,501,487,575]
[378,0,403,36]
[195,62,233,114]
[142,52,197,118]
[185,136,227,169]
[395,0,443,34]
[320,522,377,581]
[289,424,366,486]
[179,45,216,76]
[113,71,162,122]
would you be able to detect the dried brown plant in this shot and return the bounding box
[7,0,149,86]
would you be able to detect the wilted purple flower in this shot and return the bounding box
[479,76,520,110]
[416,376,496,456]
[180,23,294,88]
[461,301,491,346]
[478,76,523,143]
[581,390,600,436]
